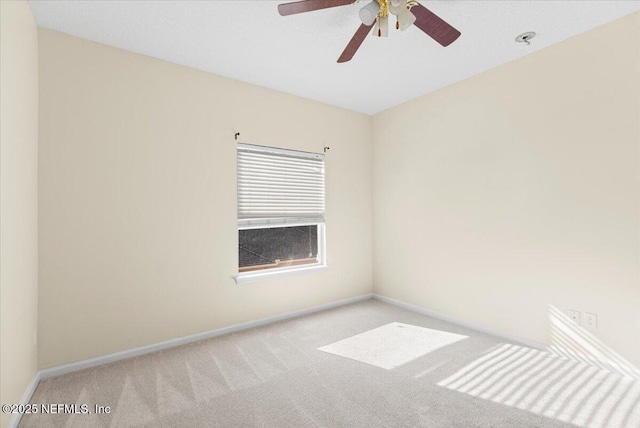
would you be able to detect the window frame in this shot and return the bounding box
[235,143,327,284]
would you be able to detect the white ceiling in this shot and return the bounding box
[29,0,640,115]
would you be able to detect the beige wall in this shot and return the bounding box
[0,1,39,427]
[37,30,373,368]
[373,12,640,367]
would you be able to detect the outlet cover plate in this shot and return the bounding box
[585,313,598,329]
[567,309,580,325]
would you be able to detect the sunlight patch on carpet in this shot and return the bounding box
[318,322,467,370]
[437,343,640,428]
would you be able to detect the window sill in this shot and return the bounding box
[235,264,328,284]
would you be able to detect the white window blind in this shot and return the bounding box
[237,143,325,228]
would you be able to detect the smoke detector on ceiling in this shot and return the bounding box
[515,31,536,45]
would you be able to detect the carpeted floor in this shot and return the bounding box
[21,299,640,427]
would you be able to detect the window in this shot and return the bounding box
[236,143,326,282]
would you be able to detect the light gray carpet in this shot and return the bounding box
[21,299,639,427]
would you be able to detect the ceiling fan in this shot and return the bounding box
[277,0,461,63]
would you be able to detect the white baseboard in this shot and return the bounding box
[38,293,373,380]
[34,292,548,383]
[373,294,549,351]
[9,372,41,428]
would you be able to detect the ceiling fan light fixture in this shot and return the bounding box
[359,0,380,26]
[397,8,416,31]
[377,15,389,37]
[389,1,414,31]
[389,0,405,14]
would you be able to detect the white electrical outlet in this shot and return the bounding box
[585,313,598,329]
[567,310,580,325]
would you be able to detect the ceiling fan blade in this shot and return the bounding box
[411,3,461,47]
[337,22,375,63]
[278,0,354,16]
